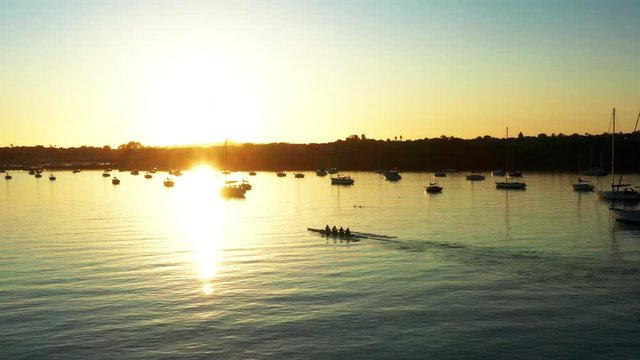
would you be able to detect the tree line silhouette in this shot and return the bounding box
[2,133,640,173]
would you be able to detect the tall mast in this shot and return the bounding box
[505,127,509,174]
[611,108,615,189]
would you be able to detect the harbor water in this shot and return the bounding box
[1,169,640,359]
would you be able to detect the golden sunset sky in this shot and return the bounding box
[1,0,639,147]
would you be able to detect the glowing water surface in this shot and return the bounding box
[1,169,640,359]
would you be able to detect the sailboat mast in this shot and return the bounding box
[505,127,509,174]
[611,108,615,189]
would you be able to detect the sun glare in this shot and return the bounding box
[171,165,227,294]
[142,54,266,146]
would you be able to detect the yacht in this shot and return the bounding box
[383,170,402,181]
[331,175,354,185]
[425,182,442,193]
[465,173,486,181]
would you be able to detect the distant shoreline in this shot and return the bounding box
[2,132,639,172]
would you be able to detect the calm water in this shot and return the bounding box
[2,169,640,359]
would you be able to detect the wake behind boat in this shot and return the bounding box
[307,227,397,241]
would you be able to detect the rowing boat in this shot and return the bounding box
[307,228,364,240]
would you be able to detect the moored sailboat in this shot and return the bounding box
[597,108,640,201]
[496,127,526,190]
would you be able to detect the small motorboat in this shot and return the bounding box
[331,175,354,185]
[315,169,328,176]
[572,178,595,191]
[112,177,120,185]
[35,173,42,178]
[28,169,36,175]
[102,171,111,177]
[72,169,81,173]
[4,173,12,180]
[220,182,246,198]
[294,173,305,178]
[496,180,526,189]
[173,169,183,176]
[276,172,286,177]
[144,172,152,179]
[466,173,486,181]
[383,170,402,181]
[434,171,447,177]
[131,169,139,175]
[49,174,56,181]
[240,180,252,190]
[249,171,257,176]
[425,182,443,193]
[164,178,174,187]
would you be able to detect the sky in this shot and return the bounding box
[1,0,639,147]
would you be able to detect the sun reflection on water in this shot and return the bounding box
[171,165,233,295]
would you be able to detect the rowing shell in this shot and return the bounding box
[307,228,365,241]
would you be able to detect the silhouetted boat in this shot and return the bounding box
[572,178,595,191]
[131,169,139,175]
[240,180,252,190]
[276,172,286,177]
[112,177,120,185]
[144,172,152,179]
[434,171,447,177]
[164,178,174,187]
[220,181,246,198]
[35,173,42,178]
[328,168,338,174]
[572,151,594,191]
[173,169,182,176]
[294,173,305,178]
[465,173,485,181]
[331,175,354,185]
[508,171,523,177]
[383,170,402,181]
[492,169,505,176]
[496,127,526,190]
[249,171,257,176]
[28,169,35,175]
[425,182,442,193]
[5,173,12,180]
[307,227,363,240]
[102,171,111,177]
[150,167,157,174]
[597,109,640,201]
[220,140,246,198]
[315,169,328,176]
[611,207,640,223]
[72,169,81,173]
[49,174,56,181]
